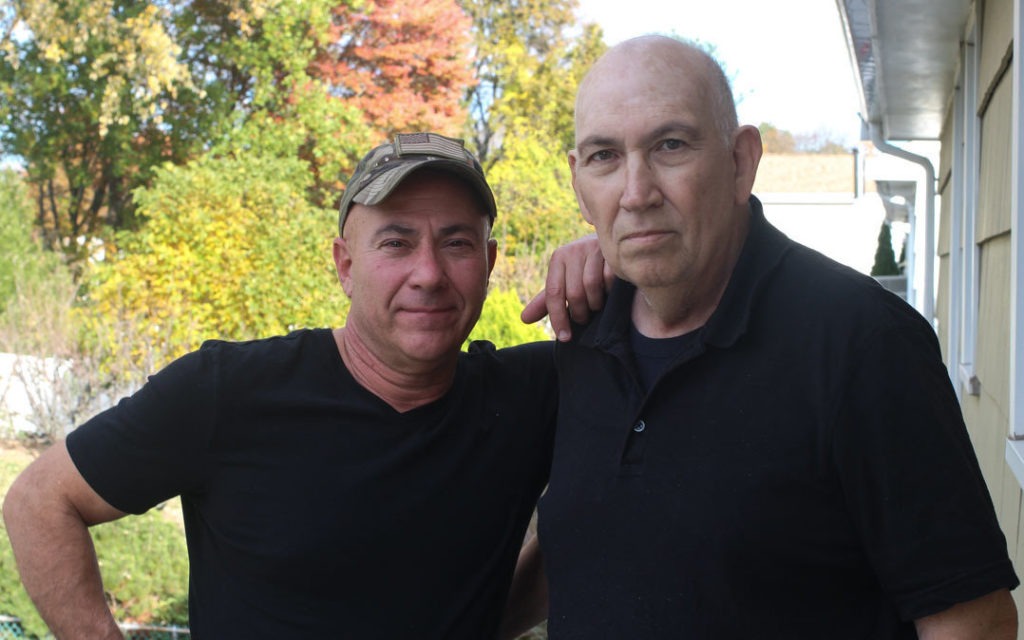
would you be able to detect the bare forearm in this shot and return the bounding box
[497,535,549,640]
[3,444,124,639]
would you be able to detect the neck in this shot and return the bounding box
[631,282,722,338]
[632,209,748,338]
[333,327,456,413]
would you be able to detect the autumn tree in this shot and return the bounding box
[459,0,604,297]
[0,0,201,264]
[461,0,604,168]
[759,123,797,153]
[313,0,474,138]
[0,0,369,265]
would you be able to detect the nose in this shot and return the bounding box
[619,154,663,213]
[408,244,448,290]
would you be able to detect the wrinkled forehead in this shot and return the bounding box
[575,54,712,141]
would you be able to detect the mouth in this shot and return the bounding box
[399,307,459,324]
[621,229,671,245]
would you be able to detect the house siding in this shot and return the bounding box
[977,70,1013,241]
[937,0,1024,616]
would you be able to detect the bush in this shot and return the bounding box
[92,511,189,626]
[467,289,550,348]
[83,152,347,373]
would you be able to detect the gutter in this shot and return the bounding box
[868,121,936,322]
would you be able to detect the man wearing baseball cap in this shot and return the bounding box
[4,133,600,638]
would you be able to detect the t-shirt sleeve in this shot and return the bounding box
[833,321,1019,621]
[66,346,218,514]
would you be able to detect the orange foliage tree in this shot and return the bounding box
[313,0,474,138]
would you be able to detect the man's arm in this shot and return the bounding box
[497,534,549,640]
[914,589,1017,639]
[521,233,613,342]
[3,439,128,639]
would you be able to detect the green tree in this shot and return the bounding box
[460,0,604,299]
[0,169,66,309]
[486,133,593,299]
[870,220,900,276]
[0,0,206,263]
[84,152,347,370]
[0,0,371,264]
[461,0,605,168]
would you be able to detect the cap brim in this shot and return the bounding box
[353,158,496,218]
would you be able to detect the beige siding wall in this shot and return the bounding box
[977,75,1013,241]
[979,0,1013,101]
[956,0,1024,613]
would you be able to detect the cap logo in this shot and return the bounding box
[338,132,495,234]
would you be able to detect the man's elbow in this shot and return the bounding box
[987,590,1019,640]
[915,589,1018,640]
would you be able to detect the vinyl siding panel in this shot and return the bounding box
[977,73,1012,241]
[979,0,1013,107]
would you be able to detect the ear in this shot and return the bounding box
[568,150,596,226]
[731,125,763,206]
[333,236,354,298]
[486,238,498,278]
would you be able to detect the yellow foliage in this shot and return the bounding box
[16,0,192,138]
[83,154,347,373]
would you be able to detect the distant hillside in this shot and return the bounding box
[754,153,863,194]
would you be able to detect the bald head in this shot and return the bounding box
[575,35,739,147]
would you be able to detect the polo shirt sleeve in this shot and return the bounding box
[832,320,1018,621]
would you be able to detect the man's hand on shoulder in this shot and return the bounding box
[521,233,613,341]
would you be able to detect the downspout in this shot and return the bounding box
[869,121,936,323]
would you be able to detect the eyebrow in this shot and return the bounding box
[370,223,417,240]
[577,121,703,151]
[577,134,620,151]
[437,222,481,237]
[370,222,481,240]
[645,122,702,145]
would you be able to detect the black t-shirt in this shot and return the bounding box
[68,329,557,639]
[629,326,701,391]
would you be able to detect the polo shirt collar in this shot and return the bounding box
[577,196,791,351]
[703,195,791,348]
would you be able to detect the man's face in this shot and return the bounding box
[569,49,749,293]
[334,170,497,371]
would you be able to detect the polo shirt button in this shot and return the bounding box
[633,420,646,433]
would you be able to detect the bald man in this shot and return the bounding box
[503,35,1018,640]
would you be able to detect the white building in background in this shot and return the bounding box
[759,191,885,275]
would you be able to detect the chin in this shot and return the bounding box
[401,336,463,363]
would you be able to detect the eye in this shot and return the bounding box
[659,138,687,151]
[588,149,617,163]
[444,237,476,251]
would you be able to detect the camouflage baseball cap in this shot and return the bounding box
[338,132,497,234]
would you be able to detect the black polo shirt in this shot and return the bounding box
[538,197,1017,639]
